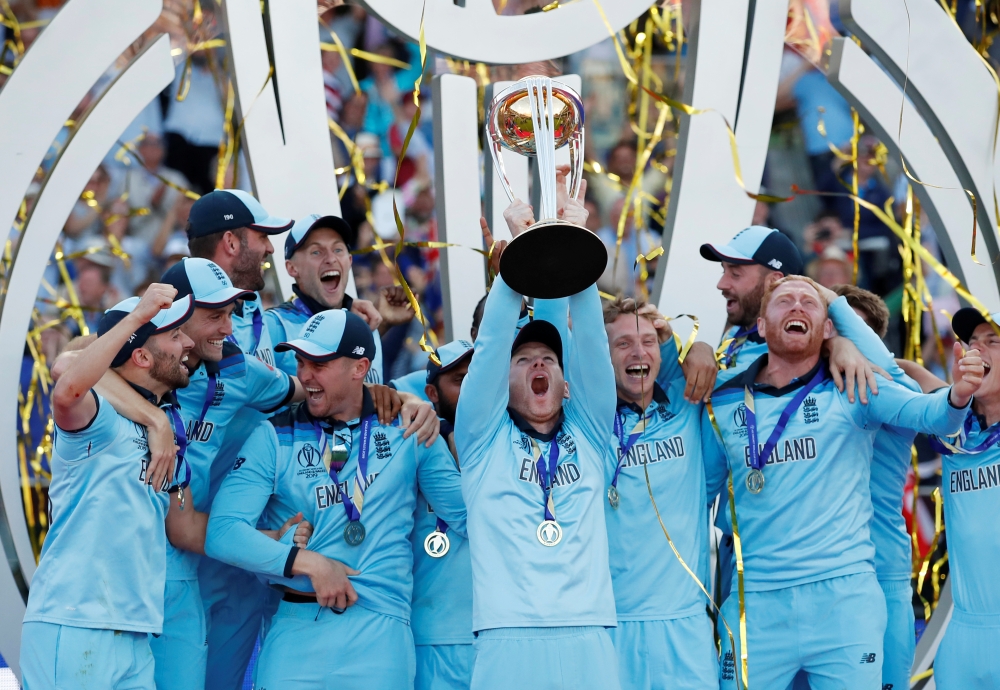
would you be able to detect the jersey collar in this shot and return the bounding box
[716,353,826,397]
[292,283,354,315]
[313,385,376,432]
[507,407,564,442]
[126,380,178,407]
[616,382,668,416]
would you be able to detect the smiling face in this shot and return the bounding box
[181,304,235,367]
[967,323,1000,401]
[508,343,568,428]
[758,279,832,361]
[144,327,195,390]
[717,262,781,329]
[287,227,352,309]
[606,313,661,405]
[297,355,370,419]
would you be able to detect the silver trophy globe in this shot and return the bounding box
[487,76,607,298]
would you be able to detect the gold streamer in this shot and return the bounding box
[850,108,860,284]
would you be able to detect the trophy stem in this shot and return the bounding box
[528,77,558,220]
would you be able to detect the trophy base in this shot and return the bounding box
[499,220,608,299]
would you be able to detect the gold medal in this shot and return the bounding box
[423,530,451,558]
[746,468,765,494]
[536,519,563,547]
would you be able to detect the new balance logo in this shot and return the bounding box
[768,258,782,269]
[352,346,366,355]
[860,652,877,664]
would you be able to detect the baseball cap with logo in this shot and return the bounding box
[951,308,1000,344]
[284,214,357,260]
[98,294,195,367]
[700,225,803,276]
[275,309,375,362]
[161,257,256,308]
[426,339,475,384]
[511,319,563,369]
[187,189,293,239]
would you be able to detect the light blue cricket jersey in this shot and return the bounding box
[231,293,276,369]
[941,415,1000,613]
[391,370,429,400]
[167,341,295,580]
[206,391,467,622]
[410,489,473,645]
[827,296,921,582]
[705,355,967,591]
[606,379,710,620]
[455,278,617,631]
[24,391,171,633]
[716,324,768,387]
[264,288,383,383]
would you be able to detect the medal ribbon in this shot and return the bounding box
[315,414,376,523]
[198,373,217,426]
[929,410,1000,455]
[716,325,757,370]
[293,296,314,318]
[434,517,449,535]
[224,300,263,354]
[529,438,561,522]
[611,407,654,490]
[164,404,191,491]
[745,367,825,473]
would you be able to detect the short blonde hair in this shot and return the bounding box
[759,275,827,319]
[602,296,656,326]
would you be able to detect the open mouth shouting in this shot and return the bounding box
[320,269,342,293]
[625,363,650,380]
[305,385,324,402]
[530,373,550,396]
[783,319,808,334]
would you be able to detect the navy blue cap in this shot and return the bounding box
[952,308,1000,344]
[426,339,474,383]
[161,258,256,307]
[700,225,803,276]
[275,309,375,362]
[187,189,293,239]
[285,214,357,260]
[98,295,195,367]
[511,319,563,369]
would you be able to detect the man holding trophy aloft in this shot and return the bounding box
[455,76,622,689]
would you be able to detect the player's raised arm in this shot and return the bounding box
[565,283,616,439]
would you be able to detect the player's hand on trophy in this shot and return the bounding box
[555,164,589,227]
[132,283,177,324]
[950,342,984,407]
[503,198,535,238]
[826,336,891,404]
[481,217,506,276]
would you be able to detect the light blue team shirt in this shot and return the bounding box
[410,489,473,645]
[24,392,171,633]
[231,293,276,369]
[827,297,922,582]
[716,325,768,387]
[167,342,295,580]
[941,417,1000,613]
[455,278,618,632]
[264,292,383,384]
[206,392,467,622]
[391,370,429,400]
[704,356,967,591]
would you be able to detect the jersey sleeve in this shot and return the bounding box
[416,436,467,538]
[701,406,730,503]
[263,309,295,377]
[55,391,122,460]
[364,329,384,384]
[828,296,903,377]
[533,297,570,353]
[564,284,616,444]
[656,338,683,388]
[205,422,296,579]
[245,355,296,413]
[864,378,968,436]
[454,277,521,466]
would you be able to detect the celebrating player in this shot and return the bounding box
[455,190,620,688]
[704,276,982,688]
[20,287,196,690]
[206,309,465,688]
[411,340,475,690]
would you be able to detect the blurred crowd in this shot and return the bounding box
[4,0,988,394]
